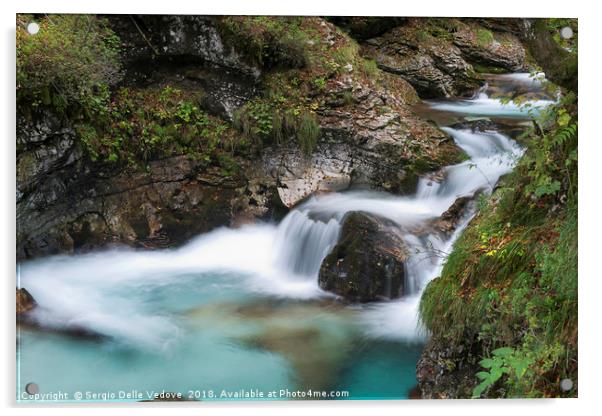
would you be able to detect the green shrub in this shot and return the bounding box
[78,86,240,170]
[16,14,121,116]
[233,98,320,156]
[232,100,274,145]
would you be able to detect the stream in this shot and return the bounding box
[16,73,553,402]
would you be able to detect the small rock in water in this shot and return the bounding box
[16,288,36,315]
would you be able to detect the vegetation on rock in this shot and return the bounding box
[225,16,419,156]
[76,86,241,174]
[419,93,578,398]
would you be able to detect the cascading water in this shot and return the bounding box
[17,73,552,401]
[272,210,341,278]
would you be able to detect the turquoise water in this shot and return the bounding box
[17,268,421,402]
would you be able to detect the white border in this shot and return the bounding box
[2,1,598,415]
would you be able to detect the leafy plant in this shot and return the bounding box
[472,347,534,398]
[523,95,578,199]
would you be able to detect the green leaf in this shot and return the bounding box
[476,371,490,380]
[490,367,505,381]
[479,358,494,368]
[492,347,514,357]
[557,112,571,127]
[471,381,488,398]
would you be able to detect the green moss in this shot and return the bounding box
[472,64,510,74]
[476,28,495,47]
[216,16,310,69]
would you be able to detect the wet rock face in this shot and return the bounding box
[318,211,408,302]
[362,18,527,98]
[16,288,36,315]
[16,148,274,258]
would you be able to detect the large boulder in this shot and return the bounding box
[318,211,408,302]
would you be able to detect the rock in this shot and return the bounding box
[318,211,408,302]
[362,19,481,98]
[16,113,80,203]
[416,334,481,399]
[450,118,500,132]
[16,288,36,315]
[452,23,526,72]
[263,72,462,208]
[362,18,527,98]
[16,153,256,258]
[328,17,408,41]
[431,196,474,236]
[109,16,260,120]
[109,15,260,77]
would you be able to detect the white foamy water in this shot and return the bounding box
[428,93,554,118]
[426,73,556,118]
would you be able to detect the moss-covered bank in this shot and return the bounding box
[418,93,578,398]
